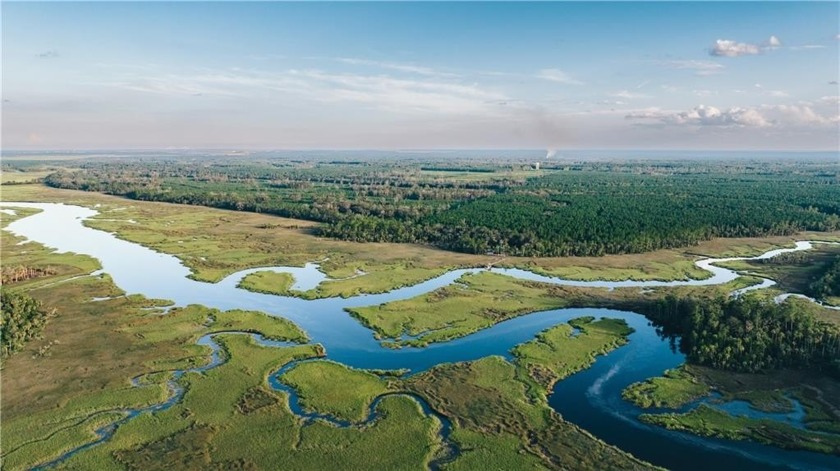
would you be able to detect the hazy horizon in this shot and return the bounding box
[3,2,839,151]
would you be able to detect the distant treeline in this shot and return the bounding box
[43,159,840,257]
[640,295,840,374]
[420,167,496,173]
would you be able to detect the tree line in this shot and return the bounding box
[43,160,840,258]
[2,265,57,284]
[639,294,840,375]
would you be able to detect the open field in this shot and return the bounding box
[0,168,61,184]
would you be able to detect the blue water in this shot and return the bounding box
[3,202,839,471]
[715,397,806,429]
[550,325,837,471]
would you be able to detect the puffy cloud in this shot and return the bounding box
[669,105,769,127]
[709,36,780,57]
[536,68,583,85]
[710,39,761,57]
[769,105,839,125]
[626,103,838,128]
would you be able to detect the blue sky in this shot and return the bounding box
[3,2,839,150]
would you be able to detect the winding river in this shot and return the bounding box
[3,202,839,471]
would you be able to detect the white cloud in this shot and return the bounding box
[626,103,839,128]
[105,67,508,116]
[598,100,628,106]
[709,36,780,57]
[663,60,725,76]
[335,58,457,77]
[768,104,839,126]
[111,76,247,97]
[623,107,667,120]
[670,105,770,127]
[710,39,761,57]
[536,68,583,85]
[789,44,826,51]
[292,69,507,114]
[768,90,789,98]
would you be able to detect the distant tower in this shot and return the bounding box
[534,162,541,170]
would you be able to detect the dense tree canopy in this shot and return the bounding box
[642,295,840,374]
[1,289,52,357]
[43,158,840,257]
[810,256,840,300]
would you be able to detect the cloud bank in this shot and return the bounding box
[626,103,838,128]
